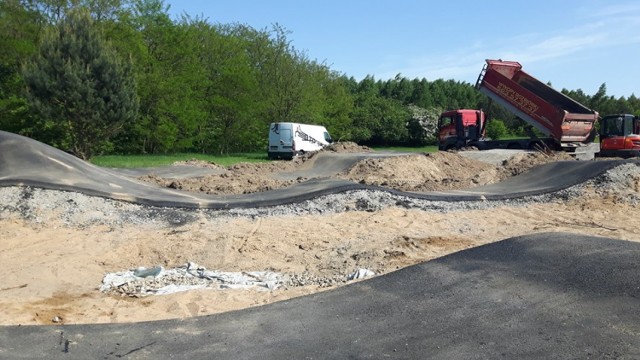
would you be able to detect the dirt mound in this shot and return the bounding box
[141,158,308,194]
[142,173,304,195]
[499,151,575,178]
[323,141,372,153]
[139,150,580,195]
[172,159,224,169]
[227,160,298,174]
[340,152,498,192]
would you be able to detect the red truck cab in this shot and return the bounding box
[438,109,485,150]
[599,114,640,158]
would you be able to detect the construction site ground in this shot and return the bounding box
[1,139,639,327]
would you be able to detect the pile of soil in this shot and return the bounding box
[139,150,576,195]
[498,151,574,178]
[340,152,498,192]
[167,174,302,195]
[172,159,225,169]
[322,141,373,153]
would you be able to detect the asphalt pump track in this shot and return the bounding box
[1,130,639,358]
[0,130,637,207]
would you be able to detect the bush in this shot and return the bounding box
[485,119,509,139]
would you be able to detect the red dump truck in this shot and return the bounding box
[438,60,599,157]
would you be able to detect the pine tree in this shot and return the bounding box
[23,8,138,159]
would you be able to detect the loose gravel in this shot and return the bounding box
[1,163,639,229]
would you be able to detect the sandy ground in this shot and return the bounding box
[1,146,639,326]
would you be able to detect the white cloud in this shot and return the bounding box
[377,2,640,84]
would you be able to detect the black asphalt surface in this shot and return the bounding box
[1,130,637,208]
[1,232,639,359]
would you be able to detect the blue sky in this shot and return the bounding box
[166,0,640,98]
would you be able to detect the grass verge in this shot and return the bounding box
[90,153,269,168]
[91,146,439,168]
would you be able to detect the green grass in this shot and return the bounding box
[371,145,438,153]
[90,152,269,168]
[91,145,441,168]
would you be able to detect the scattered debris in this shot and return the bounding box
[102,263,383,297]
[347,268,376,280]
[101,262,286,297]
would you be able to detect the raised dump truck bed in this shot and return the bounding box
[476,59,598,146]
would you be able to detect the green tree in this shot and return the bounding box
[350,86,410,146]
[314,72,353,142]
[406,105,442,146]
[194,21,259,154]
[23,8,138,159]
[485,119,509,139]
[0,0,42,136]
[110,0,177,154]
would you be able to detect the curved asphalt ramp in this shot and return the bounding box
[0,130,637,208]
[2,232,639,359]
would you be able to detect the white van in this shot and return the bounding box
[268,122,333,159]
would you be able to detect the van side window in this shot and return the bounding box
[324,132,333,143]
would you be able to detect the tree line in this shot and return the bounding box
[1,0,639,159]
